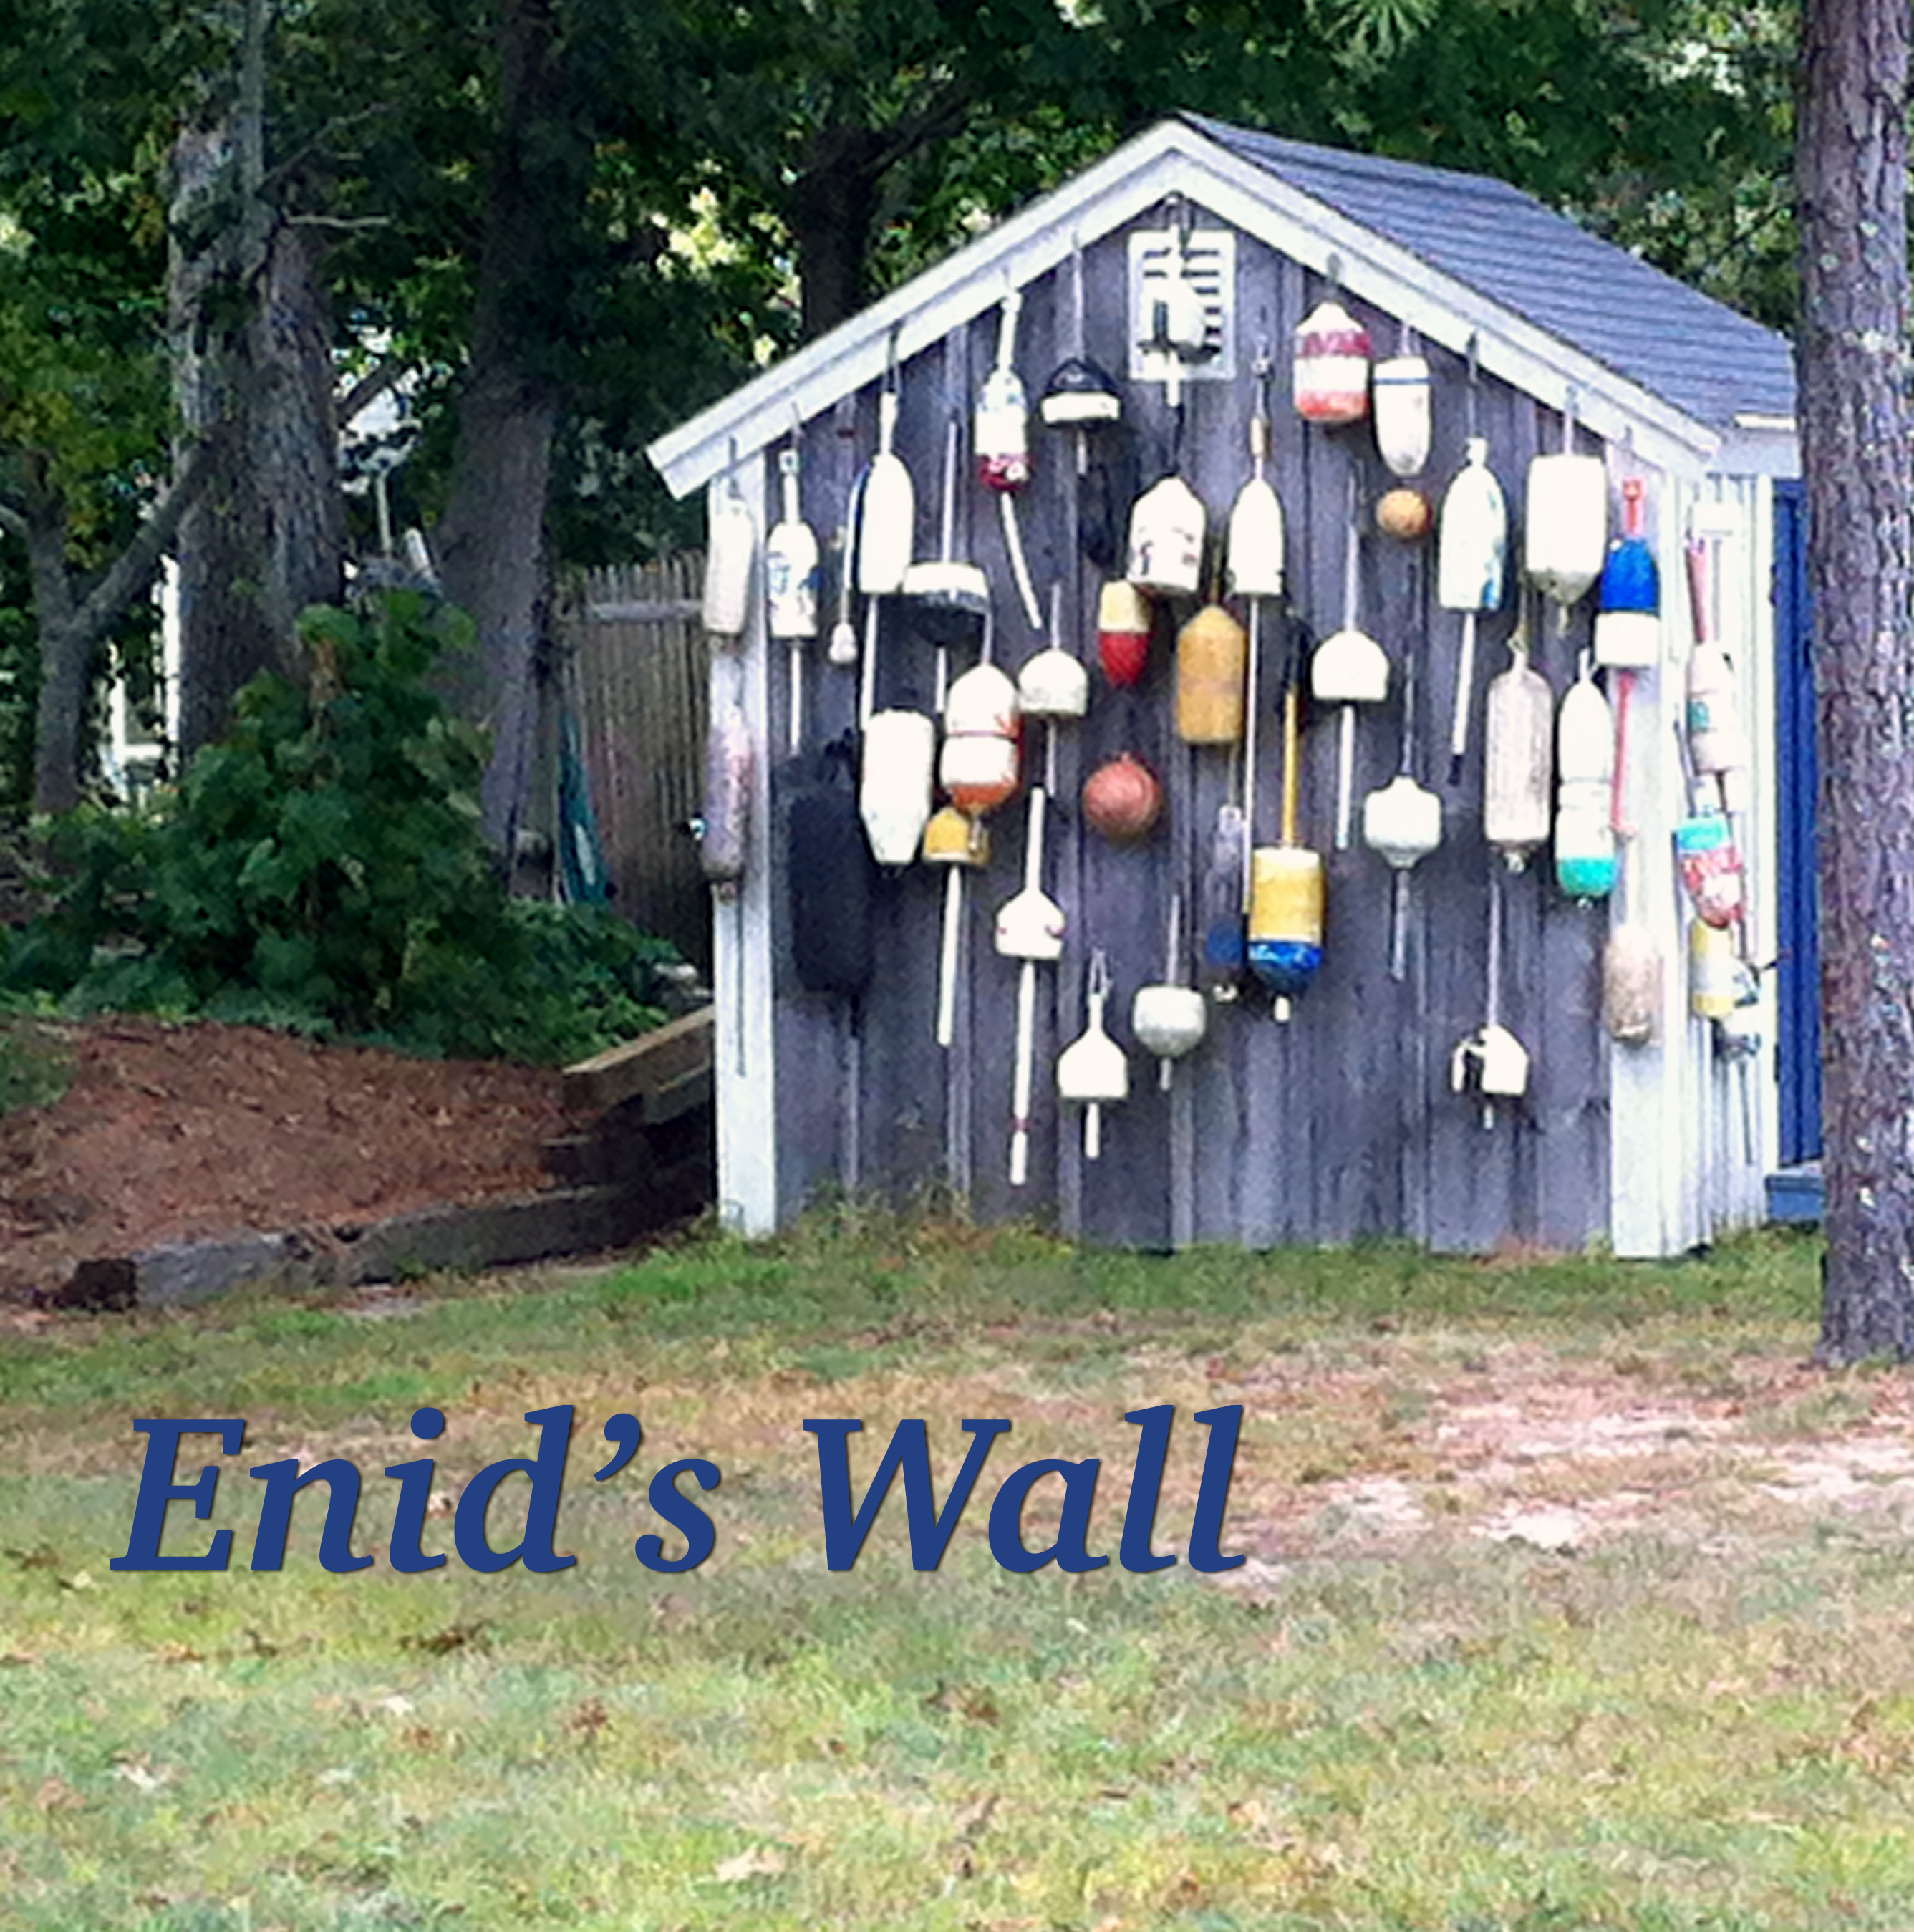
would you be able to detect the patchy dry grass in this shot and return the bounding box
[11,1219,1914,1928]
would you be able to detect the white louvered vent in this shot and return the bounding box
[1127,228,1237,386]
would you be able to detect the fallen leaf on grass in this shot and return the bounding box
[924,1682,1000,1724]
[0,1651,40,1668]
[565,1697,609,1739]
[5,1545,62,1571]
[713,1845,787,1883]
[952,1794,998,1842]
[402,1622,488,1656]
[155,1642,204,1665]
[36,1778,85,1813]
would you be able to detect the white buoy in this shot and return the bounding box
[995,786,1065,1187]
[1058,948,1128,1160]
[1437,434,1507,785]
[1131,894,1207,1090]
[1312,497,1389,851]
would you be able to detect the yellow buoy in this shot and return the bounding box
[1176,599,1247,745]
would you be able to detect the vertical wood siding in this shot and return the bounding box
[720,208,1767,1250]
[556,555,711,970]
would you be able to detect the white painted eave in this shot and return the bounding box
[647,117,1734,498]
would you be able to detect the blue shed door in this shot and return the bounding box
[1773,479,1821,1164]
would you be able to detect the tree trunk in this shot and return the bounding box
[9,442,215,815]
[1798,0,1914,1361]
[19,475,86,817]
[168,0,342,764]
[788,130,883,339]
[435,367,557,861]
[433,0,576,861]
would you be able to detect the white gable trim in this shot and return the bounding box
[648,119,1735,498]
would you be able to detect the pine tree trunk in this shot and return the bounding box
[1798,0,1914,1361]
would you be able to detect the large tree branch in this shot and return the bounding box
[337,355,412,428]
[65,438,218,657]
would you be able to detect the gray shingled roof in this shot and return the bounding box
[1183,112,1797,433]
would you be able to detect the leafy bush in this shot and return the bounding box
[0,591,682,1064]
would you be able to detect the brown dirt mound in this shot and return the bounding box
[0,1018,572,1303]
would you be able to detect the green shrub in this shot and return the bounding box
[0,591,680,1063]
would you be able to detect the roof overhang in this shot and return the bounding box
[649,119,1742,498]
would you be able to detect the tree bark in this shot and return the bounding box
[1797,0,1914,1361]
[788,129,884,339]
[433,0,576,861]
[168,0,343,764]
[6,440,216,813]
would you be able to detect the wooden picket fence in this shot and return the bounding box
[552,554,710,970]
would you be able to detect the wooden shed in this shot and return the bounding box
[648,112,1800,1257]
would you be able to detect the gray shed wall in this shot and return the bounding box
[763,212,1611,1250]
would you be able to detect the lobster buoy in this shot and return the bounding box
[1018,643,1089,722]
[859,708,937,866]
[1057,950,1128,1161]
[1293,299,1371,425]
[1082,753,1163,843]
[1176,599,1247,745]
[1097,581,1154,687]
[855,377,914,596]
[1555,668,1617,901]
[784,738,874,995]
[702,484,755,641]
[1127,474,1206,597]
[976,291,1032,495]
[1131,893,1207,1090]
[1371,354,1431,475]
[1686,632,1749,803]
[1483,640,1552,869]
[699,702,753,896]
[1675,790,1744,928]
[1688,917,1739,1020]
[1247,846,1324,1020]
[1362,773,1441,872]
[1595,477,1660,668]
[1524,447,1608,611]
[1376,487,1433,543]
[765,447,819,642]
[1438,437,1508,612]
[1226,372,1286,599]
[939,662,1022,816]
[924,803,989,1049]
[1602,922,1661,1045]
[1438,435,1508,783]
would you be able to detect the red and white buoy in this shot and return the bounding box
[1293,298,1371,425]
[765,437,820,751]
[977,286,1044,632]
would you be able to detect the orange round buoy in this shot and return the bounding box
[1082,753,1163,843]
[1376,486,1433,542]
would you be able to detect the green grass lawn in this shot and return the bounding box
[8,1217,1914,1931]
